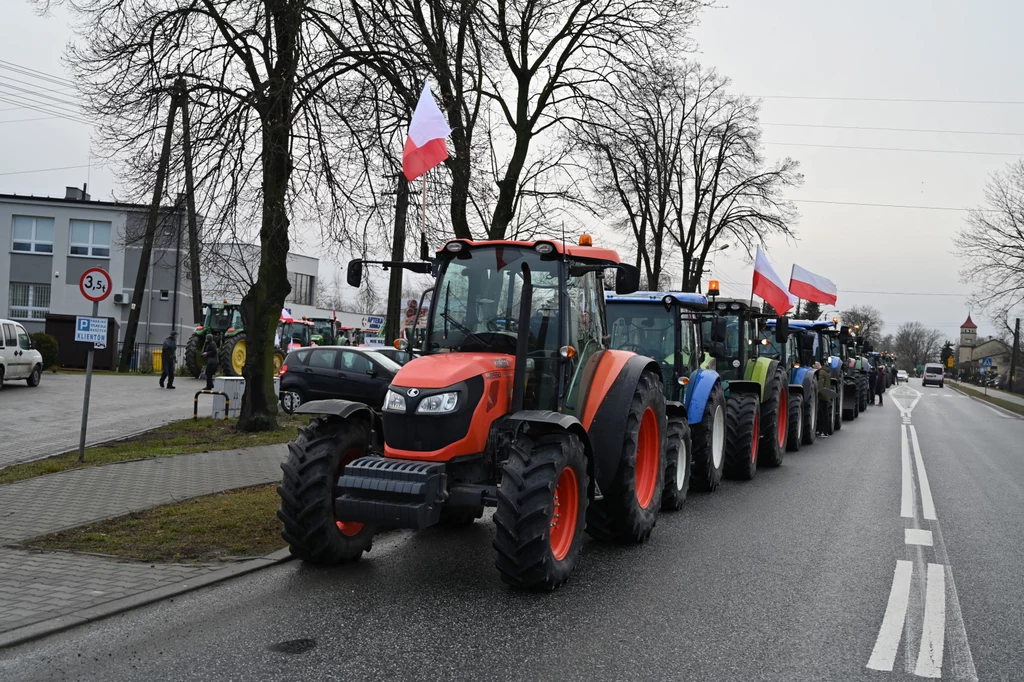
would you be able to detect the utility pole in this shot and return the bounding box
[118,89,180,372]
[383,175,409,345]
[1010,317,1021,395]
[178,78,203,323]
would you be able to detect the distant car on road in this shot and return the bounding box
[0,319,44,390]
[279,346,402,412]
[921,363,945,388]
[896,369,908,384]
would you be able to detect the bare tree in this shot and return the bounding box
[841,305,884,345]
[894,321,943,368]
[956,159,1024,330]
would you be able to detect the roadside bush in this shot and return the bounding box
[30,332,59,370]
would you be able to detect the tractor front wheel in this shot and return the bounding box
[690,382,726,492]
[586,372,666,543]
[184,334,203,378]
[493,432,588,590]
[759,368,788,468]
[277,417,376,564]
[661,416,691,511]
[724,392,760,480]
[221,333,246,376]
[802,384,818,445]
[786,393,803,452]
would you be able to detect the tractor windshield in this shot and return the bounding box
[427,246,562,356]
[205,306,241,332]
[607,302,677,387]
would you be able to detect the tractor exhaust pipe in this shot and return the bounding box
[511,262,533,414]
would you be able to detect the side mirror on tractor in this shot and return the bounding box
[711,318,728,343]
[775,316,789,344]
[615,264,641,295]
[347,259,363,288]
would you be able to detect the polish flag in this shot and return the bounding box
[752,246,797,315]
[403,81,451,181]
[789,264,838,305]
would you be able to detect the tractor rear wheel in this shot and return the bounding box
[842,385,857,420]
[661,416,691,511]
[724,392,760,480]
[786,393,803,452]
[690,382,726,492]
[184,334,203,378]
[802,384,818,445]
[493,432,588,590]
[273,351,285,376]
[277,417,376,564]
[759,367,788,468]
[833,387,844,430]
[221,333,246,376]
[822,398,836,435]
[586,372,665,543]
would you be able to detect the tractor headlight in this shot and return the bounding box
[415,391,459,414]
[383,390,407,412]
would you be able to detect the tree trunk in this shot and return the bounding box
[179,80,204,323]
[383,175,409,345]
[488,125,532,240]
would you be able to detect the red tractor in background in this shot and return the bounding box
[277,237,669,590]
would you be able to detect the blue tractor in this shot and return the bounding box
[605,292,734,499]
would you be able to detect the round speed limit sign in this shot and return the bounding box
[79,267,112,302]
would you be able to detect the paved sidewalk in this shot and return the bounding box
[0,444,288,638]
[949,380,1024,408]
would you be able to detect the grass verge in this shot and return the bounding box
[950,383,1024,418]
[0,415,304,485]
[22,485,283,563]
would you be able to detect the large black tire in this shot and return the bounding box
[586,372,666,543]
[833,385,844,430]
[786,393,802,452]
[724,392,760,480]
[801,384,818,445]
[184,334,203,378]
[493,432,588,590]
[221,333,246,377]
[661,417,691,511]
[690,382,726,492]
[842,384,857,420]
[858,377,870,412]
[26,364,42,387]
[759,367,788,468]
[277,417,376,564]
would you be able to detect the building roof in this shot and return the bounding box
[961,314,977,330]
[0,192,182,213]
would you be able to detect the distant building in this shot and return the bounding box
[957,314,977,365]
[958,314,1012,373]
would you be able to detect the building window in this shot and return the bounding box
[69,219,111,257]
[11,215,55,253]
[288,273,314,306]
[9,283,51,321]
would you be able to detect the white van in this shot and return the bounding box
[0,319,44,390]
[922,362,944,388]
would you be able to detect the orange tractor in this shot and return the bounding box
[277,237,669,589]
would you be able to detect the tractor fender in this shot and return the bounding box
[744,357,780,400]
[294,399,382,442]
[665,400,687,420]
[683,368,721,425]
[788,383,805,397]
[583,353,663,495]
[505,409,596,497]
[725,379,761,399]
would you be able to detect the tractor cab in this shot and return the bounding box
[279,320,313,350]
[202,303,242,334]
[310,319,338,346]
[701,299,762,383]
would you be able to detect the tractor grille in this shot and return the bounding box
[382,376,484,452]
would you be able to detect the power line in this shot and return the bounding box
[0,95,91,126]
[791,198,987,212]
[0,116,64,124]
[754,95,1024,105]
[0,164,91,177]
[0,72,78,97]
[0,82,82,112]
[762,122,1024,138]
[0,60,74,87]
[765,141,1024,157]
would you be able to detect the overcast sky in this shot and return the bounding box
[2,0,1023,339]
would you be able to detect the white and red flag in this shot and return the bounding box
[752,246,797,315]
[789,264,838,305]
[402,81,451,181]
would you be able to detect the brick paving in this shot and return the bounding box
[0,444,289,637]
[0,372,208,468]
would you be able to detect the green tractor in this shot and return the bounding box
[701,298,792,476]
[309,318,340,346]
[185,302,246,378]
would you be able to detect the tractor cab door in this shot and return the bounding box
[563,268,607,417]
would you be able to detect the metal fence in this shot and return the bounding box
[116,342,191,372]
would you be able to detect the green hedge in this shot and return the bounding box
[30,332,59,370]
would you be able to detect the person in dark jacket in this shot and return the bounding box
[874,366,886,405]
[159,331,177,389]
[203,336,219,390]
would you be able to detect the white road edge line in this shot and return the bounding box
[867,560,914,672]
[978,401,1014,419]
[901,425,914,518]
[905,528,933,546]
[916,563,947,678]
[909,425,937,521]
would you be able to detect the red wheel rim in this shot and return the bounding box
[334,447,365,537]
[635,407,660,509]
[751,411,759,465]
[777,387,788,448]
[550,466,579,561]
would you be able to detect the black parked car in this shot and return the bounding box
[279,346,402,412]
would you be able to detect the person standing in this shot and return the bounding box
[159,330,178,389]
[874,365,886,405]
[203,336,219,390]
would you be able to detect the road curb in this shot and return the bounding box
[0,548,293,650]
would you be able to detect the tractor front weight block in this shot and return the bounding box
[336,457,446,529]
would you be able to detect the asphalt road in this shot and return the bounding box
[1,379,1021,681]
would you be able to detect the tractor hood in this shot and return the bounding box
[391,352,512,389]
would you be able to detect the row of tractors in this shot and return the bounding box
[274,237,884,591]
[182,302,354,378]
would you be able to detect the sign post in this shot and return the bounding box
[77,267,112,463]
